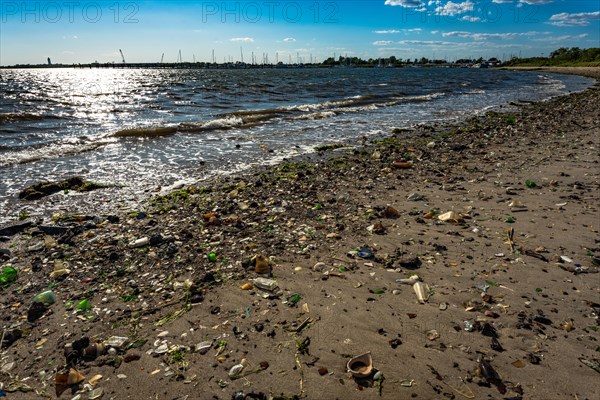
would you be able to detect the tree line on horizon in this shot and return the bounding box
[505,47,600,67]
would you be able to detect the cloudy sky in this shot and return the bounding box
[0,0,598,65]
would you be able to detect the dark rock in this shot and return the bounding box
[0,248,11,260]
[490,337,504,352]
[0,221,32,236]
[481,323,498,338]
[0,328,22,349]
[400,257,422,270]
[38,225,70,236]
[124,352,141,363]
[149,234,163,246]
[27,302,48,322]
[19,176,86,200]
[533,315,552,325]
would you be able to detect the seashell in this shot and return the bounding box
[347,352,373,378]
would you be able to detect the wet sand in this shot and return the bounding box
[1,67,599,400]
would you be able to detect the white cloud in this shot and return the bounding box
[434,1,474,16]
[549,11,600,27]
[492,0,554,4]
[399,40,456,45]
[229,37,254,42]
[384,0,425,8]
[374,28,421,34]
[373,40,394,45]
[532,33,588,42]
[283,37,296,42]
[461,16,481,22]
[442,30,539,40]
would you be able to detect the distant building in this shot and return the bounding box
[47,57,52,65]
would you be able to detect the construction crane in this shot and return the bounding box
[160,53,164,63]
[119,49,126,63]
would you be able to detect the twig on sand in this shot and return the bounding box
[505,228,515,253]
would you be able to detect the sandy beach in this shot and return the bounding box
[1,67,599,400]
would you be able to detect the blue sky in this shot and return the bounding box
[0,0,598,65]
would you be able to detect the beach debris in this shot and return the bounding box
[0,221,32,236]
[579,358,600,374]
[55,368,85,396]
[49,259,71,279]
[391,160,413,169]
[128,237,149,248]
[347,352,373,378]
[426,329,440,341]
[476,355,506,394]
[254,254,270,274]
[383,206,400,218]
[505,228,515,252]
[508,200,527,210]
[0,266,17,285]
[463,320,476,332]
[400,257,421,270]
[18,176,109,200]
[88,388,104,399]
[413,281,430,303]
[525,180,537,188]
[561,320,575,332]
[438,211,463,223]
[356,247,374,259]
[251,277,278,292]
[397,275,421,285]
[407,192,426,201]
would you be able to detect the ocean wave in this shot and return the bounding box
[112,126,178,138]
[0,112,65,124]
[0,140,112,167]
[290,111,337,120]
[180,116,245,132]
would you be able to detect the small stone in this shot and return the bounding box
[318,367,328,376]
[154,344,168,354]
[124,352,141,363]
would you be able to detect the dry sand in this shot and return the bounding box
[1,67,599,400]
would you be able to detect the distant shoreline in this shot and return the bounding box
[500,66,600,80]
